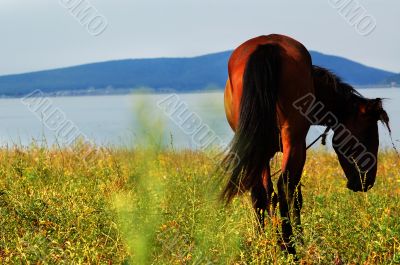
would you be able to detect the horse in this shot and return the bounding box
[221,34,390,255]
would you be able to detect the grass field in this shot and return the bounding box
[0,143,399,264]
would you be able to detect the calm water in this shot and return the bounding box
[0,88,398,149]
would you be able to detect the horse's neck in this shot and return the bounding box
[313,81,348,126]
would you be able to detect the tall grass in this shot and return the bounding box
[0,143,399,264]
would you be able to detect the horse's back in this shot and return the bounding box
[224,34,313,132]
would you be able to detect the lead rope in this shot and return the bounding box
[307,126,331,149]
[271,126,331,177]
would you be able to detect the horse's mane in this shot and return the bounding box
[313,65,393,135]
[313,65,366,103]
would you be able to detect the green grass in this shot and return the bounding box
[0,144,399,264]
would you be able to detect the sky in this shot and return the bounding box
[1,0,399,75]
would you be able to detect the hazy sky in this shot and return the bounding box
[1,0,399,75]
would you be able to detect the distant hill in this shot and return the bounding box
[383,73,400,86]
[0,50,396,97]
[310,51,396,86]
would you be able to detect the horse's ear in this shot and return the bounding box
[359,98,382,115]
[360,98,391,132]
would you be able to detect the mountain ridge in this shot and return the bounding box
[0,50,397,97]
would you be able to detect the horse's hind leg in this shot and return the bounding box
[277,137,306,255]
[251,165,278,229]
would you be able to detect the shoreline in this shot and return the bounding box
[0,86,397,99]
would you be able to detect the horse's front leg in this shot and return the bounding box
[278,140,306,255]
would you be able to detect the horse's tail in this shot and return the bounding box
[222,44,281,203]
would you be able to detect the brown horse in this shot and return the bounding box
[222,34,390,255]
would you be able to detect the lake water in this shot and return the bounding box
[0,88,398,150]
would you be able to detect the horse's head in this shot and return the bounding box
[332,98,390,192]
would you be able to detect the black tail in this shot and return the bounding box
[222,44,281,203]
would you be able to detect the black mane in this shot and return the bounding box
[313,65,365,103]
